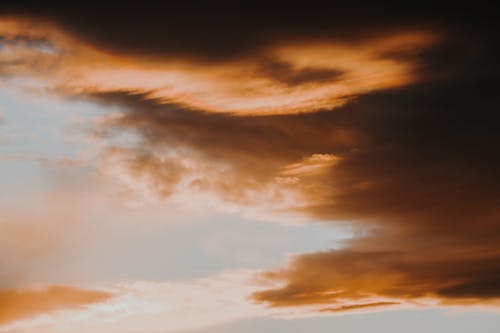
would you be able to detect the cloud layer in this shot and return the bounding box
[1,1,499,322]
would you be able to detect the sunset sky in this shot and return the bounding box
[1,2,499,332]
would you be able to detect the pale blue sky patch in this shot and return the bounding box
[0,84,133,202]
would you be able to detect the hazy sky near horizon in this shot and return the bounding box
[1,2,499,333]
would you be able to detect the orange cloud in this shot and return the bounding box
[0,286,112,325]
[0,17,436,115]
[252,250,500,308]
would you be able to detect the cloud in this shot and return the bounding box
[0,286,112,326]
[0,3,448,62]
[91,51,500,309]
[0,271,269,333]
[100,146,188,200]
[1,2,499,316]
[252,251,500,307]
[0,16,436,115]
[256,59,345,87]
[250,65,500,307]
[1,2,494,63]
[319,301,400,313]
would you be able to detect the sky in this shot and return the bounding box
[0,2,499,332]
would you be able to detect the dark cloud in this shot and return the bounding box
[256,59,345,87]
[249,34,500,306]
[0,1,496,62]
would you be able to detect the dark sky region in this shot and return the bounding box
[0,1,499,330]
